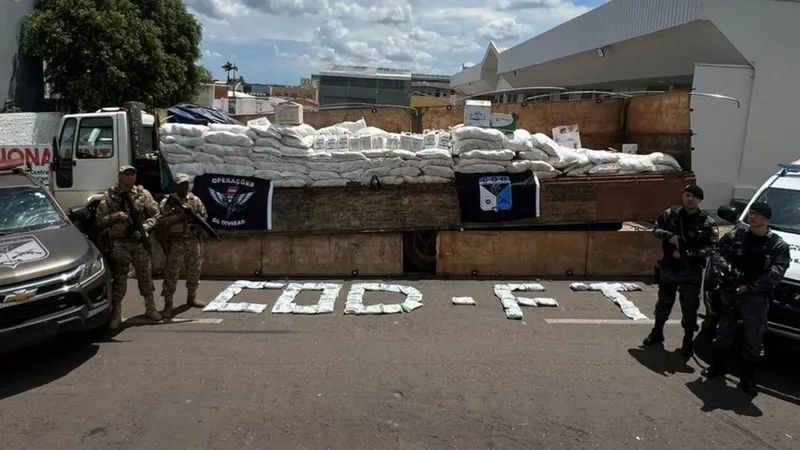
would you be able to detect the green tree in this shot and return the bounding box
[197,65,214,84]
[22,0,203,112]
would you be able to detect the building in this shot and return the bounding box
[1,0,45,112]
[318,65,412,106]
[450,0,800,209]
[409,73,455,108]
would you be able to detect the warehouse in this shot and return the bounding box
[451,0,800,209]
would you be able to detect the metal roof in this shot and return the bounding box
[320,65,412,80]
[498,0,705,74]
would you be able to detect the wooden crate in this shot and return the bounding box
[437,230,659,278]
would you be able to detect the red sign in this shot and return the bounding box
[0,145,52,166]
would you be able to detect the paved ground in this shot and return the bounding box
[1,279,799,450]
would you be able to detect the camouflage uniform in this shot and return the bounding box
[95,183,162,328]
[157,175,208,317]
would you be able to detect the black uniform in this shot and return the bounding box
[703,225,790,393]
[644,206,718,354]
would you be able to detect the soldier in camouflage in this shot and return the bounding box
[643,184,718,357]
[157,173,208,318]
[702,202,790,395]
[95,166,162,329]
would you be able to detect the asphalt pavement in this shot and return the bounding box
[1,279,798,450]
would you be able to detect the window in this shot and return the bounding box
[58,118,77,159]
[744,187,800,232]
[0,186,66,235]
[76,117,114,159]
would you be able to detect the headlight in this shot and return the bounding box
[78,255,105,285]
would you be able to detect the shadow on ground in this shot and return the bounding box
[693,328,800,408]
[0,336,100,401]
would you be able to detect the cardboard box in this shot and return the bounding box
[552,124,582,149]
[463,100,491,127]
[274,102,304,125]
[490,112,518,132]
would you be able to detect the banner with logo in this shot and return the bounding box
[453,171,540,222]
[192,174,273,230]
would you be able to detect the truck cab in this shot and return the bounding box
[716,162,800,344]
[50,102,172,212]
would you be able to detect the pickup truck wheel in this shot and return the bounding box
[403,231,437,273]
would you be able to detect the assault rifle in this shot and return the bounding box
[166,194,221,241]
[121,191,153,255]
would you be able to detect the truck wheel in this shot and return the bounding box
[403,230,437,273]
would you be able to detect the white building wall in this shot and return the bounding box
[703,0,800,200]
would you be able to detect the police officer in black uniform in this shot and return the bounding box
[643,184,718,357]
[701,201,790,396]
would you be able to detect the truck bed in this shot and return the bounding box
[232,171,696,235]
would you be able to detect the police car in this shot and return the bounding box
[0,160,112,354]
[714,162,800,345]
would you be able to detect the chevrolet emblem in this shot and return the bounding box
[3,288,37,303]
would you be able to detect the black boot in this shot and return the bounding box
[701,350,728,378]
[642,323,665,346]
[679,331,694,358]
[738,362,758,396]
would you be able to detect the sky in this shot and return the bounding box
[187,0,606,85]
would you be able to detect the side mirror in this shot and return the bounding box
[717,205,740,224]
[68,205,91,224]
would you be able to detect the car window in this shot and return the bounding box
[0,186,66,234]
[746,187,800,232]
[76,116,114,159]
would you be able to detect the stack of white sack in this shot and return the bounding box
[158,118,456,187]
[449,125,561,179]
[529,133,683,176]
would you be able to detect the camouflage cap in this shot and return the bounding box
[119,165,137,173]
[174,173,191,184]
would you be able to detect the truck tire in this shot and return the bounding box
[403,230,437,273]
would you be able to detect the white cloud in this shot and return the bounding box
[190,0,595,79]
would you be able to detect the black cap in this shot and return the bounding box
[749,201,772,220]
[684,184,704,200]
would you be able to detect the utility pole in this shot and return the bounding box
[222,61,239,114]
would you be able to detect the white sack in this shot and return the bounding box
[517,149,550,161]
[531,133,561,157]
[648,152,682,170]
[416,149,452,160]
[502,129,533,151]
[459,149,515,161]
[205,130,254,147]
[160,123,207,137]
[450,126,504,143]
[161,135,205,148]
[202,163,255,177]
[403,175,450,184]
[169,162,205,177]
[452,139,502,155]
[160,143,193,155]
[421,165,455,178]
[311,179,349,187]
[223,155,254,166]
[201,144,250,158]
[164,153,194,164]
[274,178,308,187]
[454,163,506,173]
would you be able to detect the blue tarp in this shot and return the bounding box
[166,103,242,125]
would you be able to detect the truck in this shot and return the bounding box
[49,102,170,213]
[715,162,800,347]
[42,98,696,278]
